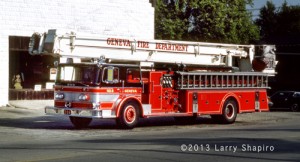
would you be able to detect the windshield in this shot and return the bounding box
[56,64,100,86]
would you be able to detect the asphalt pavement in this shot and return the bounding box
[0,101,299,162]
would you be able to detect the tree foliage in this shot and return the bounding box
[155,0,188,40]
[255,1,277,42]
[155,0,259,44]
[256,1,300,52]
[256,1,300,91]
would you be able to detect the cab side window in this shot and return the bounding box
[127,68,140,83]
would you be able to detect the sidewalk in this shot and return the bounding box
[8,100,54,110]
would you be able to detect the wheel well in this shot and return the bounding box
[118,99,143,118]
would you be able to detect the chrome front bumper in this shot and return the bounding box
[45,106,116,118]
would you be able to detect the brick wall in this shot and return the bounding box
[0,0,154,106]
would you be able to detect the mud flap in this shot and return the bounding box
[255,91,260,111]
[193,93,198,113]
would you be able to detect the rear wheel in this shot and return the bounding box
[291,103,299,112]
[116,102,140,129]
[69,116,92,129]
[219,99,238,124]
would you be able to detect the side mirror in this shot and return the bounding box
[54,61,59,67]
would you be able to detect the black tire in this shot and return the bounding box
[69,116,92,129]
[116,102,140,129]
[220,99,238,124]
[291,103,299,112]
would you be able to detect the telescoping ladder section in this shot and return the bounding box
[176,72,269,90]
[29,30,252,67]
[29,30,277,74]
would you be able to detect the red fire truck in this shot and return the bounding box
[29,29,276,129]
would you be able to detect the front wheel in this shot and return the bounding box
[291,103,299,112]
[69,116,92,129]
[220,99,238,124]
[116,102,140,129]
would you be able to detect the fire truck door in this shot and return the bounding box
[149,72,163,112]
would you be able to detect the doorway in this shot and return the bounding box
[9,36,57,100]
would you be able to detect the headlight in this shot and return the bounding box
[78,93,90,101]
[55,93,64,99]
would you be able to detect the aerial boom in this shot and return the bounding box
[29,29,276,74]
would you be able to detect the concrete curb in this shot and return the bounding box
[9,100,54,110]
